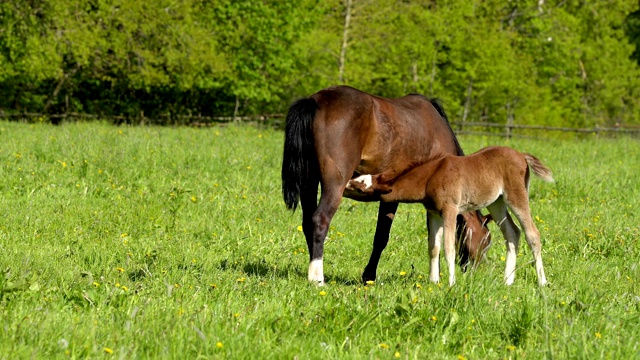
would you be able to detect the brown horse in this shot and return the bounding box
[346,146,553,286]
[281,85,490,285]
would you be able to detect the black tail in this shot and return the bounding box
[282,98,318,211]
[430,99,464,156]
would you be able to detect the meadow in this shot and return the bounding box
[0,121,638,359]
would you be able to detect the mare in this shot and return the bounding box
[281,85,490,285]
[346,146,553,286]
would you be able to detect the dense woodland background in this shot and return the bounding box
[1,0,640,127]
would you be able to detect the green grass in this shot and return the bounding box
[1,121,639,359]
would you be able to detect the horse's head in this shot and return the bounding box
[456,211,492,270]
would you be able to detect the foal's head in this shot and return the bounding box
[456,211,492,269]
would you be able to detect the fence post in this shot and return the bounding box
[505,102,514,140]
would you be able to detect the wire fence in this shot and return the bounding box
[2,112,639,138]
[451,121,640,139]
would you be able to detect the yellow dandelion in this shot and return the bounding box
[399,271,407,276]
[500,256,506,261]
[93,282,100,287]
[121,286,128,292]
[190,196,197,203]
[120,233,128,238]
[431,316,437,322]
[415,283,422,289]
[457,356,466,360]
[297,225,303,232]
[116,267,125,273]
[216,342,223,348]
[234,313,240,318]
[366,280,375,285]
[246,166,252,170]
[506,345,516,351]
[319,291,327,296]
[104,347,113,354]
[395,351,401,358]
[237,277,245,283]
[379,343,389,349]
[595,332,602,339]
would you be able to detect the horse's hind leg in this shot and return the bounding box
[305,184,344,286]
[362,202,399,283]
[300,179,321,283]
[486,198,521,285]
[507,199,548,286]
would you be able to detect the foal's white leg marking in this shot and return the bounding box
[487,200,520,286]
[504,239,518,286]
[351,174,373,189]
[427,215,444,284]
[308,259,325,286]
[535,257,548,286]
[443,210,458,286]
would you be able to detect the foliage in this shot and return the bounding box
[1,121,639,358]
[0,0,639,125]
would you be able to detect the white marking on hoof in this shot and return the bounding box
[308,259,325,286]
[352,174,373,189]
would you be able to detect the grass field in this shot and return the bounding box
[1,121,639,359]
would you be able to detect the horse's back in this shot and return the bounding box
[309,86,460,180]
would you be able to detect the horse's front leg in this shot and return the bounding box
[427,213,444,283]
[362,202,399,283]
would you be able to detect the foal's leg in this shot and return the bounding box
[486,198,521,285]
[427,213,444,283]
[507,201,548,287]
[442,207,459,286]
[362,201,399,283]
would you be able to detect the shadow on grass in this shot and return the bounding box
[218,259,306,280]
[218,258,367,286]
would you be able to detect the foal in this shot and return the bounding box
[346,146,553,286]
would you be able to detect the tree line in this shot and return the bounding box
[1,0,639,127]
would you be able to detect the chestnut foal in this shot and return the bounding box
[346,146,553,286]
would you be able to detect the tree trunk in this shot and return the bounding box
[462,78,473,132]
[338,0,352,84]
[233,96,240,123]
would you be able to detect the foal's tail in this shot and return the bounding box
[282,97,318,211]
[524,153,554,183]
